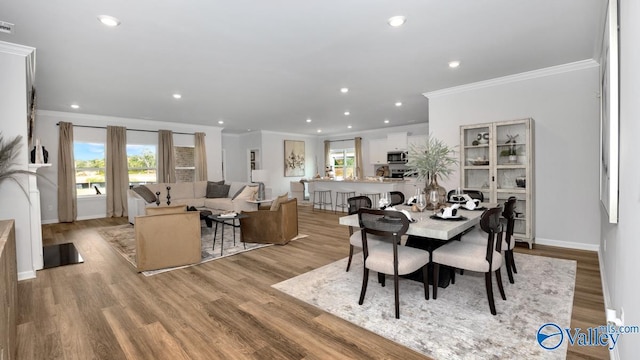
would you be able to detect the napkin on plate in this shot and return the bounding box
[439,203,460,218]
[405,196,417,205]
[463,199,481,210]
[384,207,414,222]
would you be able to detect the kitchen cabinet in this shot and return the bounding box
[369,138,387,164]
[387,132,408,150]
[406,135,426,161]
[460,118,534,248]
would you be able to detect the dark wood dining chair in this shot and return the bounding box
[461,197,518,283]
[357,208,430,319]
[431,206,507,315]
[389,191,405,206]
[345,196,384,272]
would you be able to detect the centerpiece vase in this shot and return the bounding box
[425,174,447,210]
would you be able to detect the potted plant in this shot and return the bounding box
[0,133,47,199]
[500,134,520,163]
[405,134,458,208]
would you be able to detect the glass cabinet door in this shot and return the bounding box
[460,123,492,202]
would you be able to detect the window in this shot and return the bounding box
[330,148,355,180]
[74,142,106,196]
[175,146,195,182]
[127,144,157,186]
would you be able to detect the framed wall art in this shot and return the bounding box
[284,140,305,177]
[600,0,619,224]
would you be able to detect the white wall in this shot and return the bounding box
[427,61,601,249]
[0,43,37,279]
[35,111,223,223]
[601,0,640,358]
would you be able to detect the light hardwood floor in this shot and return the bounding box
[18,206,607,359]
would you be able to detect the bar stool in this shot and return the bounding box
[313,189,333,211]
[360,192,381,207]
[334,190,355,213]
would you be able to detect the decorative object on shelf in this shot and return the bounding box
[406,134,458,208]
[30,144,49,164]
[516,176,526,188]
[284,140,305,177]
[499,133,520,163]
[0,133,50,198]
[476,132,489,144]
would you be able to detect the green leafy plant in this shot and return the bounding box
[0,133,47,198]
[406,134,458,181]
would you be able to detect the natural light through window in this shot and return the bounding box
[74,142,106,196]
[127,144,157,186]
[330,148,355,180]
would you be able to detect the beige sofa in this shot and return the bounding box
[128,181,257,224]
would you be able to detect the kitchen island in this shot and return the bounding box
[308,178,407,211]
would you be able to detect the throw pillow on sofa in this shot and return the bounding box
[232,185,258,200]
[270,193,289,211]
[132,185,157,203]
[206,183,230,198]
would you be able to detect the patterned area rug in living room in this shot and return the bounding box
[273,253,576,360]
[98,224,307,276]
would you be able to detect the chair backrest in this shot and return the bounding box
[501,196,516,246]
[347,196,372,215]
[389,191,405,206]
[478,207,503,264]
[357,208,410,255]
[446,189,484,202]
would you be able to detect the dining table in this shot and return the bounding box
[338,203,496,241]
[339,203,497,288]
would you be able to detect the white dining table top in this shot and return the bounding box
[338,204,496,241]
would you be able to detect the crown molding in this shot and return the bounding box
[0,41,35,57]
[423,59,599,99]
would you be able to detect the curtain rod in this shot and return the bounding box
[55,123,198,136]
[327,138,356,142]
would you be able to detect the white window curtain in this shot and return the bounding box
[194,132,208,181]
[157,130,176,183]
[106,126,128,217]
[57,121,77,222]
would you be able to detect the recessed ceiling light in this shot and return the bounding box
[344,111,350,116]
[317,129,322,133]
[218,120,224,124]
[306,118,312,123]
[340,87,349,93]
[172,93,182,99]
[388,16,406,27]
[70,104,79,109]
[97,15,121,27]
[247,129,251,131]
[347,125,352,129]
[395,102,402,107]
[384,119,390,124]
[449,61,461,68]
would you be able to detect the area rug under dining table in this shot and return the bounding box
[273,252,576,359]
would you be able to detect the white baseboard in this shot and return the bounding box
[18,270,36,281]
[41,218,58,224]
[535,237,600,252]
[42,214,107,225]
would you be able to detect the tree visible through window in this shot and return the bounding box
[330,148,355,179]
[74,142,106,196]
[127,144,157,186]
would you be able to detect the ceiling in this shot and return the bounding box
[0,1,606,136]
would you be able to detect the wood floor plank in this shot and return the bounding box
[13,206,609,359]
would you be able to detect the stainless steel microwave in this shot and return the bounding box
[387,151,408,164]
